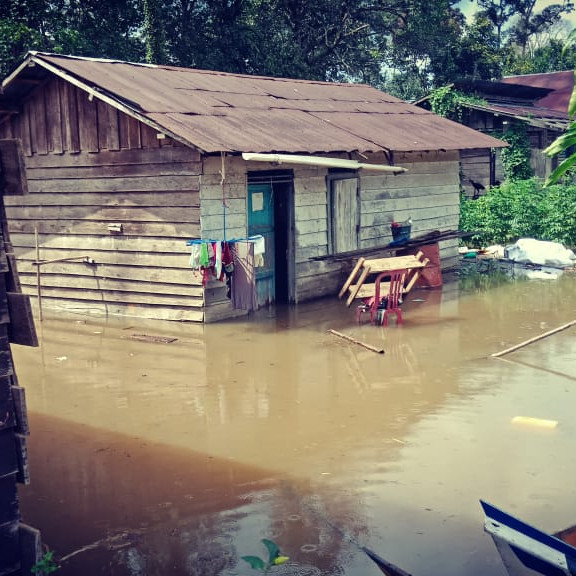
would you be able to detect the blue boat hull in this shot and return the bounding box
[481,500,576,576]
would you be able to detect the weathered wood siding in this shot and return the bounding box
[294,151,462,301]
[0,77,205,322]
[293,166,333,302]
[0,162,37,575]
[383,151,460,269]
[200,156,248,322]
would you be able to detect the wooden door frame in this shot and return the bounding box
[247,170,295,305]
[327,171,359,254]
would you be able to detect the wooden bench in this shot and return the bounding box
[339,252,429,307]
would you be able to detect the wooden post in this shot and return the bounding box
[35,227,42,322]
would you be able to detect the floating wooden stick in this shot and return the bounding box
[328,329,384,354]
[491,319,576,358]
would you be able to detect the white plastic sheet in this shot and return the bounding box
[505,238,576,268]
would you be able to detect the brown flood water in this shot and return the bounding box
[11,268,576,576]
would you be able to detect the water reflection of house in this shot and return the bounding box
[0,53,504,323]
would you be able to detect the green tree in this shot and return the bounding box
[510,1,573,55]
[456,13,503,79]
[143,0,165,64]
[505,37,576,75]
[0,0,144,76]
[544,30,576,186]
[474,0,520,49]
[390,0,465,91]
[471,0,574,54]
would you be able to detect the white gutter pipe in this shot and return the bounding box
[242,153,407,173]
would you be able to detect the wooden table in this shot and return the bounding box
[339,251,429,312]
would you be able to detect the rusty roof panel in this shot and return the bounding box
[150,110,380,153]
[210,91,417,114]
[502,71,574,114]
[312,112,506,152]
[481,103,568,121]
[23,53,506,154]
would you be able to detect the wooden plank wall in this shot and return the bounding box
[0,182,36,575]
[295,151,462,299]
[460,148,492,197]
[0,77,205,322]
[202,153,463,307]
[360,151,461,269]
[293,166,337,302]
[201,157,340,306]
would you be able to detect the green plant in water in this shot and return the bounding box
[31,550,60,575]
[241,539,289,573]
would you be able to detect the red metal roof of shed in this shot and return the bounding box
[502,71,574,114]
[2,53,506,155]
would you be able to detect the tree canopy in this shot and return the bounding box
[0,0,575,98]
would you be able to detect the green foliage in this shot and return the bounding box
[500,124,534,181]
[31,550,60,575]
[545,30,576,187]
[456,13,503,80]
[429,85,487,121]
[242,539,289,573]
[143,0,165,64]
[0,0,144,76]
[505,38,576,76]
[0,19,43,76]
[460,178,576,247]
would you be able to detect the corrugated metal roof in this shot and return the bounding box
[2,52,506,154]
[464,101,570,130]
[502,71,574,114]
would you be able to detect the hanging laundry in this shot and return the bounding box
[199,243,210,268]
[230,241,258,311]
[189,243,203,268]
[249,235,266,268]
[214,242,223,280]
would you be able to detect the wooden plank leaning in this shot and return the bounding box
[404,257,430,294]
[346,264,371,307]
[338,257,365,299]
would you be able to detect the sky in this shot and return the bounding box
[457,0,576,28]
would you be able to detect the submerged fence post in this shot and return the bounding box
[35,226,43,322]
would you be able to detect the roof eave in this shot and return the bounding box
[463,102,569,131]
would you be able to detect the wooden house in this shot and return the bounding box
[419,75,572,196]
[0,52,505,323]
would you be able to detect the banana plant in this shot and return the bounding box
[544,29,576,186]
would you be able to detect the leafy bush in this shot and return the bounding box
[460,178,576,247]
[499,124,534,181]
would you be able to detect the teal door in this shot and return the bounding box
[248,183,275,306]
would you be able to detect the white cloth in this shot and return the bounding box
[189,244,202,268]
[249,235,266,267]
